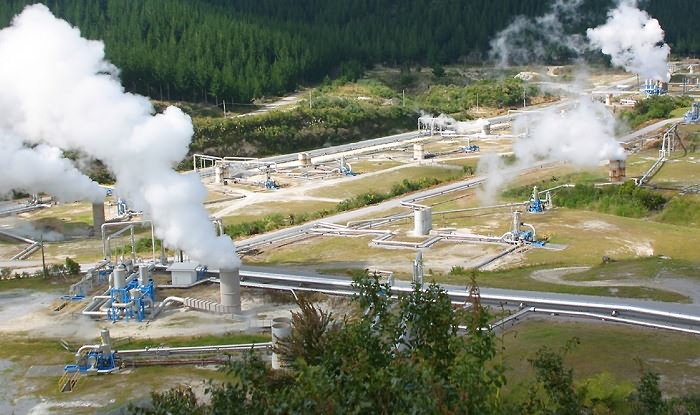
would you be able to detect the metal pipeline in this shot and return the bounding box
[101,220,155,262]
[75,344,101,356]
[81,267,139,317]
[152,296,187,318]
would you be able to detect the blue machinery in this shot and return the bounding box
[64,329,117,376]
[107,264,155,322]
[81,262,157,323]
[527,186,552,213]
[503,211,545,247]
[339,156,356,176]
[641,79,668,96]
[116,198,128,216]
[459,144,480,153]
[684,102,700,123]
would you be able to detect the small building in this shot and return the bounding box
[166,261,200,286]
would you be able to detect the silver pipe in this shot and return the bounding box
[130,226,136,263]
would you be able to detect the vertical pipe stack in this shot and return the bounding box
[609,159,626,182]
[92,203,105,235]
[414,207,432,236]
[220,268,241,314]
[271,316,292,370]
[413,144,424,161]
[512,211,522,235]
[481,121,491,135]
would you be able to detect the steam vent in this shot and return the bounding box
[219,267,241,314]
[609,159,626,183]
[92,203,105,235]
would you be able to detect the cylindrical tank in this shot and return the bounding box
[481,120,491,135]
[512,211,522,235]
[220,267,241,314]
[414,208,432,236]
[112,265,126,289]
[92,203,105,235]
[271,320,292,370]
[413,144,424,161]
[214,166,223,184]
[100,328,111,347]
[298,152,311,166]
[138,266,147,285]
[605,94,613,106]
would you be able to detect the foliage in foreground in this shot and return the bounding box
[130,274,696,414]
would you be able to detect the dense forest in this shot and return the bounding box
[1,0,697,103]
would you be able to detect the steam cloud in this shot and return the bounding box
[489,0,586,67]
[586,0,670,81]
[478,98,625,202]
[0,5,238,269]
[0,133,104,202]
[490,0,670,81]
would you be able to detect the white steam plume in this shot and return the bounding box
[586,0,670,81]
[0,132,104,202]
[489,0,586,67]
[0,5,238,269]
[477,98,625,202]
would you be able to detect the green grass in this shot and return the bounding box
[0,276,76,292]
[500,319,700,396]
[651,155,700,185]
[564,257,699,281]
[308,165,462,199]
[117,332,269,350]
[654,194,700,227]
[221,200,339,227]
[435,265,691,303]
[670,106,690,118]
[350,160,403,173]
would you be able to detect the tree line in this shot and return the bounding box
[1,0,697,104]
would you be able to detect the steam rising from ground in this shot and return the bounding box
[490,0,670,82]
[489,0,586,67]
[586,0,670,81]
[0,5,238,269]
[478,98,624,202]
[0,133,104,202]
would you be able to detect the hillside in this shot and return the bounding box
[1,0,696,104]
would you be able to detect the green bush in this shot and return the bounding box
[621,96,693,129]
[655,196,700,227]
[554,182,666,218]
[191,101,414,159]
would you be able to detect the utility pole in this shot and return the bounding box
[222,100,226,117]
[476,93,479,113]
[402,89,405,107]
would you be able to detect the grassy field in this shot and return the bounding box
[220,200,339,227]
[245,203,700,303]
[0,276,78,292]
[500,319,700,397]
[308,165,463,199]
[350,159,403,173]
[0,332,270,414]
